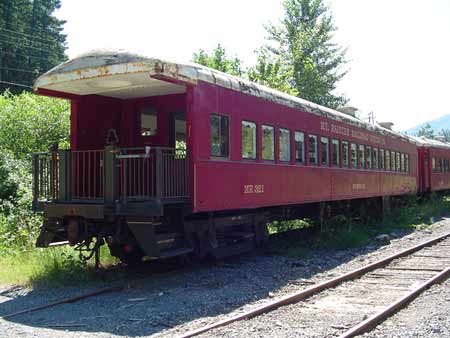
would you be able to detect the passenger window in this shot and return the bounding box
[210,114,229,158]
[367,146,372,169]
[380,149,385,170]
[262,125,275,161]
[359,145,365,168]
[386,150,391,171]
[321,137,329,166]
[405,154,409,173]
[279,128,291,162]
[373,148,379,169]
[342,141,349,167]
[391,151,396,171]
[309,135,318,165]
[401,153,405,172]
[351,143,357,168]
[332,139,339,166]
[242,121,257,159]
[141,106,157,136]
[432,157,436,172]
[295,131,305,164]
[396,152,401,171]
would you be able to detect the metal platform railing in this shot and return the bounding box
[32,146,189,209]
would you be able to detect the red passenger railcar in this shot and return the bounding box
[414,137,450,193]
[32,50,420,263]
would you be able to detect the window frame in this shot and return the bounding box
[309,134,318,166]
[321,137,330,166]
[373,147,379,170]
[241,120,257,160]
[342,141,349,167]
[210,113,230,159]
[261,124,275,161]
[359,144,365,169]
[279,128,291,162]
[140,105,158,137]
[295,131,305,164]
[367,146,372,169]
[380,149,385,170]
[331,139,340,167]
[351,143,358,168]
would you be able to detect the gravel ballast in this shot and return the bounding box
[1,219,450,338]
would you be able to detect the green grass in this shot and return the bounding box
[2,194,450,287]
[0,245,120,287]
[268,194,450,258]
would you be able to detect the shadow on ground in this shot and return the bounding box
[0,226,418,337]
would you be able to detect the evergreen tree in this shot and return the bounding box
[417,123,435,139]
[0,0,67,93]
[250,0,348,109]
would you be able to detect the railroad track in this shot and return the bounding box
[177,232,450,338]
[1,232,449,338]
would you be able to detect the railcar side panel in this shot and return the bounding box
[190,81,418,213]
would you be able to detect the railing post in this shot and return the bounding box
[156,148,162,198]
[58,150,72,202]
[122,158,127,203]
[50,152,57,201]
[104,146,118,204]
[32,154,39,211]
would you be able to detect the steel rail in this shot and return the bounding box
[177,231,450,338]
[1,286,123,319]
[338,266,450,338]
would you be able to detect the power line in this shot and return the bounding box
[0,27,60,44]
[0,36,56,54]
[0,31,53,48]
[0,49,55,61]
[0,80,32,89]
[0,66,36,74]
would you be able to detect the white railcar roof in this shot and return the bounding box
[34,49,417,145]
[410,136,450,150]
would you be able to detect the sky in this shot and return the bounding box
[55,0,450,132]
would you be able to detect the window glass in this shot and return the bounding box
[432,157,436,172]
[380,149,385,170]
[295,131,305,164]
[359,145,365,168]
[309,135,318,165]
[242,121,257,159]
[405,154,410,173]
[210,114,229,157]
[262,125,275,161]
[279,128,291,162]
[141,106,157,136]
[401,153,405,172]
[373,148,379,169]
[342,141,349,167]
[390,151,394,171]
[396,152,401,171]
[351,143,357,168]
[321,137,329,165]
[367,146,372,169]
[332,139,339,166]
[439,158,443,173]
[386,150,391,171]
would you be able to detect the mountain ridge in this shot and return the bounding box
[405,114,450,135]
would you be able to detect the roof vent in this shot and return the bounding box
[379,122,394,130]
[338,106,359,118]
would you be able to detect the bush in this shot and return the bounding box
[0,90,69,160]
